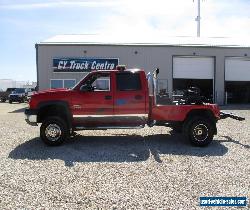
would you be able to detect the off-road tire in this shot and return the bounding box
[40,116,69,146]
[184,116,214,146]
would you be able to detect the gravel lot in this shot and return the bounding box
[0,102,249,209]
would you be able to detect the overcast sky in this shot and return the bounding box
[1,0,250,81]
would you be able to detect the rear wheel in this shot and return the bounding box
[40,116,69,146]
[184,116,215,146]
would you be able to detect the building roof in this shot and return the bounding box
[40,34,250,48]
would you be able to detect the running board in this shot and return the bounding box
[75,125,145,130]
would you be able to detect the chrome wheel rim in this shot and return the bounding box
[45,124,62,141]
[192,123,208,141]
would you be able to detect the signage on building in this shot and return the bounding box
[53,58,119,72]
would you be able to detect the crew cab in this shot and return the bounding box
[25,67,222,146]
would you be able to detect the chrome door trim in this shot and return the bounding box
[73,114,148,118]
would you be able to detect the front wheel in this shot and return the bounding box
[40,116,69,146]
[184,117,215,146]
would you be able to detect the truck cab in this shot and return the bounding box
[25,67,221,146]
[71,69,149,128]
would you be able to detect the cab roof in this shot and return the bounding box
[91,68,144,73]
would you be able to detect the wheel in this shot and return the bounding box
[184,116,215,146]
[9,100,12,104]
[40,116,69,146]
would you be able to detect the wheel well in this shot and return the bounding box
[186,109,215,121]
[185,109,217,134]
[37,104,70,124]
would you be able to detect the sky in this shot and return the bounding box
[1,0,250,82]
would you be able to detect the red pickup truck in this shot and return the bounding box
[25,67,224,146]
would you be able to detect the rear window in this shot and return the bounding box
[116,73,142,91]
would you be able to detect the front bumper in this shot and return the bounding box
[25,108,38,126]
[9,95,25,102]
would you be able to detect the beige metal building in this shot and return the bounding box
[36,35,250,105]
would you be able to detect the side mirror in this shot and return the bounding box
[80,84,92,92]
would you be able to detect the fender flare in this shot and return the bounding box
[37,100,72,128]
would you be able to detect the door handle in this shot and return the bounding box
[105,95,112,100]
[135,95,143,100]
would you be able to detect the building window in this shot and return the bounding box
[85,73,110,91]
[50,79,76,89]
[51,80,63,89]
[116,73,141,91]
[64,80,76,88]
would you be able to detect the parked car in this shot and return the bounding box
[9,88,27,103]
[0,88,16,102]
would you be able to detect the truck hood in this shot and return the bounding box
[36,88,69,94]
[31,88,70,97]
[29,88,72,109]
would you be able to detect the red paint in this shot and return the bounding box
[28,69,220,126]
[152,104,220,121]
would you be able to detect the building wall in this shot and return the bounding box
[37,44,250,105]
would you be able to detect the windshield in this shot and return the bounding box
[13,88,26,94]
[72,73,89,90]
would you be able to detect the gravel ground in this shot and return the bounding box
[0,103,249,209]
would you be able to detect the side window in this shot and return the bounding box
[92,74,110,91]
[51,80,63,89]
[116,73,141,91]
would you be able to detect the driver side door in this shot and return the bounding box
[71,72,114,127]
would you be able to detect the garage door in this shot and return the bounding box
[225,57,250,81]
[173,56,214,79]
[225,57,250,104]
[173,56,214,102]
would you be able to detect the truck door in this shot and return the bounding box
[71,72,114,127]
[113,71,147,125]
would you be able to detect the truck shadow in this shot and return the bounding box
[221,136,250,149]
[9,133,229,167]
[8,107,26,113]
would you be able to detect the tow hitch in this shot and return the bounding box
[220,111,245,121]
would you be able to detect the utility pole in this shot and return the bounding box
[195,0,201,37]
